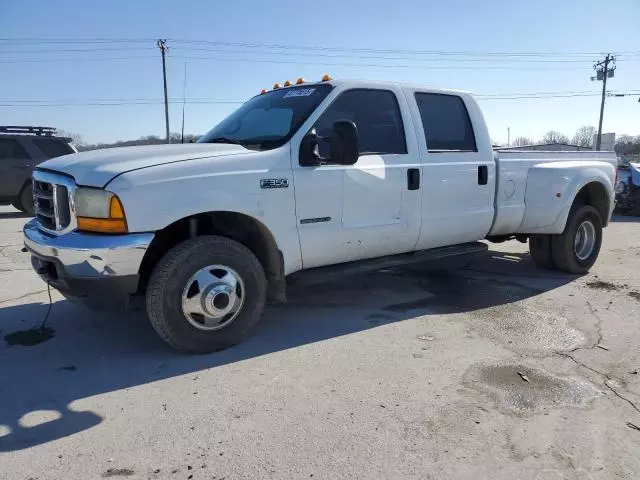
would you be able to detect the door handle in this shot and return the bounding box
[478,165,488,185]
[407,168,420,190]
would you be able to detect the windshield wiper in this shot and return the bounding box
[204,137,245,146]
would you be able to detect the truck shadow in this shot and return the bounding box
[0,248,577,452]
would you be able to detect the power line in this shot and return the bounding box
[0,47,156,54]
[0,38,154,44]
[4,45,639,64]
[0,56,156,63]
[1,37,638,58]
[167,55,595,70]
[0,54,598,70]
[6,91,640,107]
[0,100,243,107]
[167,46,640,63]
[156,39,640,58]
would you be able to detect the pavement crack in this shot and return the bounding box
[0,289,48,305]
[555,352,640,414]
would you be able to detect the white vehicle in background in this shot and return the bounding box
[24,76,617,353]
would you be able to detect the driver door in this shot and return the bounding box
[291,87,422,269]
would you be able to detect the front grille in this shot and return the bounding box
[32,171,75,233]
[33,180,57,230]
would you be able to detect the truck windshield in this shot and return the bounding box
[199,84,333,151]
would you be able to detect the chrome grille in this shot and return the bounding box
[33,180,57,230]
[32,170,76,234]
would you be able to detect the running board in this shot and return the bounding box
[287,242,488,287]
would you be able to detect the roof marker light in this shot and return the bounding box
[321,74,332,81]
[273,83,281,89]
[296,77,306,84]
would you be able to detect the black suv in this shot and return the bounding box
[0,126,76,215]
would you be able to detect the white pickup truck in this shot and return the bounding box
[24,77,617,353]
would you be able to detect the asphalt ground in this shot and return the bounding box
[0,206,639,480]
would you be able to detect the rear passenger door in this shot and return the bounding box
[407,91,495,249]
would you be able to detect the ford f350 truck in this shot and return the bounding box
[23,77,617,353]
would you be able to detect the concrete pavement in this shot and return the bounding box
[0,206,639,479]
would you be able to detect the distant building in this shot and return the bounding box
[498,143,592,152]
[592,133,616,151]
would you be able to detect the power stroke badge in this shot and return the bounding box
[260,178,289,189]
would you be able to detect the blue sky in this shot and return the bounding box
[1,0,638,144]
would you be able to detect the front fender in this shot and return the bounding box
[105,148,302,274]
[517,161,615,234]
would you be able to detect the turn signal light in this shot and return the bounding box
[109,196,125,219]
[77,217,127,234]
[77,195,128,234]
[296,77,305,84]
[321,74,332,81]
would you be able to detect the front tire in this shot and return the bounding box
[146,235,267,353]
[551,205,603,274]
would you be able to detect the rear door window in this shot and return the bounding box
[0,138,30,160]
[32,138,73,158]
[414,93,477,152]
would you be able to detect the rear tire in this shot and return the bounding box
[551,205,602,274]
[13,183,34,216]
[529,234,557,270]
[146,235,267,354]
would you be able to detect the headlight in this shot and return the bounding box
[75,188,127,233]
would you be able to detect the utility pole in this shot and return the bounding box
[157,39,170,143]
[507,127,511,146]
[591,54,616,151]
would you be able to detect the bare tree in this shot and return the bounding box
[542,130,570,144]
[572,126,596,147]
[616,134,634,145]
[512,136,533,146]
[57,130,84,146]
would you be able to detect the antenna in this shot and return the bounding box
[181,62,187,144]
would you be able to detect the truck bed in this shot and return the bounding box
[489,150,617,237]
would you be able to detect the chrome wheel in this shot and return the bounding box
[181,265,245,331]
[574,220,596,261]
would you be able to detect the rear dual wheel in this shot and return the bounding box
[529,205,602,274]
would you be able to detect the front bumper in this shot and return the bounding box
[23,219,154,309]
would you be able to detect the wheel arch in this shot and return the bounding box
[138,210,286,302]
[571,181,610,226]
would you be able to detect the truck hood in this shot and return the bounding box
[39,143,255,187]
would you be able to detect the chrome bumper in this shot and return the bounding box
[23,218,154,280]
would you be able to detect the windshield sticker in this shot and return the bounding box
[282,88,316,98]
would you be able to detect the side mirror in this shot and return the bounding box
[299,121,359,167]
[330,120,359,165]
[299,130,319,167]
